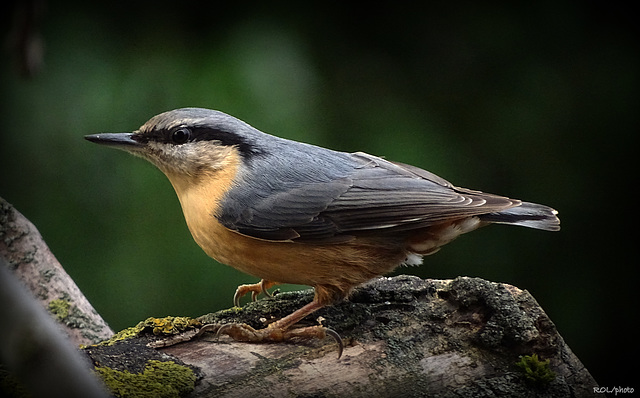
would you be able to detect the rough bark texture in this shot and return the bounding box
[0,197,113,346]
[85,276,597,398]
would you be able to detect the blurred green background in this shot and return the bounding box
[1,1,637,387]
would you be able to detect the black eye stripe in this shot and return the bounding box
[137,126,264,159]
[192,128,243,145]
[191,128,265,159]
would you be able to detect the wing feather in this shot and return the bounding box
[218,144,517,242]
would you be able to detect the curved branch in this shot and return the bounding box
[0,197,113,346]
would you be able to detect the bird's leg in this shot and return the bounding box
[233,279,279,307]
[216,300,343,358]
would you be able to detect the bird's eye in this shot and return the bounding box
[171,128,191,144]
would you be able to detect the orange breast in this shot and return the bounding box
[163,152,408,303]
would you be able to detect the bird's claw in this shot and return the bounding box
[233,280,277,307]
[323,328,344,359]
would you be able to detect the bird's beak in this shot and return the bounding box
[84,133,142,151]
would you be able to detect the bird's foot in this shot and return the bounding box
[233,279,278,307]
[216,322,343,358]
[201,300,343,358]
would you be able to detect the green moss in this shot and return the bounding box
[214,306,244,316]
[94,360,196,398]
[90,323,144,347]
[48,298,71,321]
[516,354,555,386]
[145,316,202,335]
[91,316,202,347]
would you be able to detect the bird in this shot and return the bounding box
[85,107,560,356]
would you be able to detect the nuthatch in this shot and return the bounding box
[85,108,559,356]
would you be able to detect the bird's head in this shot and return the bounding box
[85,108,263,181]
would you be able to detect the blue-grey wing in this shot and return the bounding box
[217,148,516,242]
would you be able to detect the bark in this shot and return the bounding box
[0,197,112,397]
[0,197,113,346]
[84,276,598,398]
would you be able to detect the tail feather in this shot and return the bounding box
[479,202,560,231]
